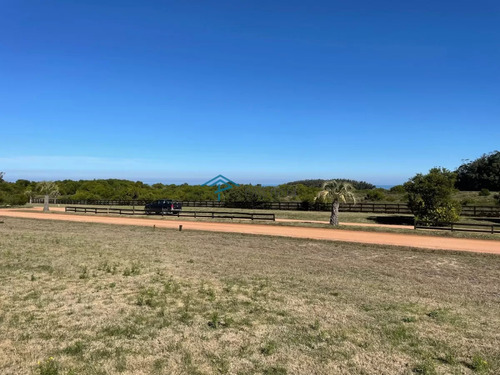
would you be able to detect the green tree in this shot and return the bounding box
[365,188,386,201]
[0,172,4,182]
[389,185,406,194]
[24,188,35,204]
[287,178,375,190]
[224,185,273,207]
[404,168,461,224]
[316,180,356,226]
[37,181,59,212]
[455,151,500,190]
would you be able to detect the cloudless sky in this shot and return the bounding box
[1,0,499,185]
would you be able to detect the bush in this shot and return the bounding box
[224,185,273,205]
[7,194,29,206]
[389,185,406,194]
[404,168,461,225]
[478,188,490,196]
[365,189,385,201]
[425,203,461,224]
[0,191,28,206]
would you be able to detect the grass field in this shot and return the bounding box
[1,218,499,374]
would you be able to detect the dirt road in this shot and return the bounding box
[1,208,499,255]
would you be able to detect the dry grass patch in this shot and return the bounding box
[0,218,499,374]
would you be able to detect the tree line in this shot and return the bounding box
[0,177,337,205]
[1,151,499,210]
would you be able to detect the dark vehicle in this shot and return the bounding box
[144,199,182,215]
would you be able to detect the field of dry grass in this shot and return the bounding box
[0,218,499,374]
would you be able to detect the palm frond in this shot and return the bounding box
[317,180,356,203]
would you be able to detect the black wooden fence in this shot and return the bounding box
[414,220,500,234]
[34,198,500,217]
[64,206,275,221]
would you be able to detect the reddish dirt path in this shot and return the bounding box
[27,207,414,229]
[1,208,499,255]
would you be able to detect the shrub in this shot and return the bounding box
[404,168,461,225]
[389,185,406,194]
[479,188,490,196]
[6,194,28,205]
[365,189,385,201]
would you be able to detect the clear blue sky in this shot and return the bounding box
[1,0,499,185]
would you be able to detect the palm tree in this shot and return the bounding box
[316,180,356,226]
[37,181,59,212]
[25,189,35,204]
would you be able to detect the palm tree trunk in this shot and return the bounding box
[330,201,339,225]
[43,194,49,212]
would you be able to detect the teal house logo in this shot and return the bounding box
[202,175,239,201]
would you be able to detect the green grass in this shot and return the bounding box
[0,217,499,374]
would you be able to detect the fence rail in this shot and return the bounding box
[64,206,275,221]
[35,198,499,217]
[415,220,500,234]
